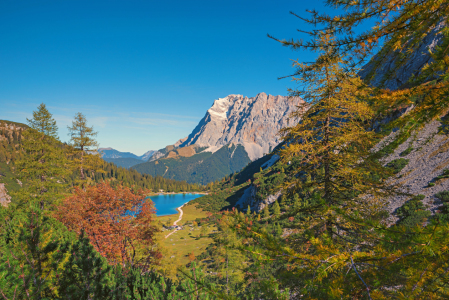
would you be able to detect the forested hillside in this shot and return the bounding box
[132,144,251,185]
[0,119,204,198]
[102,157,144,168]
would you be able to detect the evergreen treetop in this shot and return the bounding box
[26,103,58,139]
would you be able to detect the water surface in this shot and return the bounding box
[148,193,203,216]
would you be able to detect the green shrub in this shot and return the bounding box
[434,191,449,223]
[396,194,430,228]
[428,182,436,187]
[436,169,449,180]
[400,147,413,157]
[386,158,409,174]
[436,190,449,202]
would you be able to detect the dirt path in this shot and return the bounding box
[164,204,185,239]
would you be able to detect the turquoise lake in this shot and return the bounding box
[148,193,204,216]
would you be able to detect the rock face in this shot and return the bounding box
[140,150,156,161]
[359,22,446,90]
[178,93,304,161]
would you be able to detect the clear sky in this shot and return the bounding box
[0,0,355,155]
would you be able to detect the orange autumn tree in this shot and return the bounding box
[55,182,160,267]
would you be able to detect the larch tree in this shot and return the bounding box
[229,32,392,300]
[231,0,449,298]
[67,112,103,185]
[26,103,58,139]
[13,104,70,209]
[272,0,449,142]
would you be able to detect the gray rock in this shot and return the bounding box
[359,22,446,90]
[378,120,449,220]
[236,181,282,213]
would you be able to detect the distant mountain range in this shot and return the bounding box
[98,148,156,168]
[130,93,303,184]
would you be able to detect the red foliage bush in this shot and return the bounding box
[55,182,160,265]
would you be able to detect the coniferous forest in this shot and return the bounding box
[2,0,449,299]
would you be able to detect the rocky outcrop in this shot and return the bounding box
[236,183,282,213]
[0,183,11,207]
[177,93,304,161]
[359,22,446,90]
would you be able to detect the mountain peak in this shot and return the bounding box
[180,93,303,160]
[207,96,234,120]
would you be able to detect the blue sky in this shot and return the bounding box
[0,0,360,155]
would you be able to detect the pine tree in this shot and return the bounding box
[293,193,300,210]
[0,205,74,299]
[263,204,270,219]
[272,201,280,217]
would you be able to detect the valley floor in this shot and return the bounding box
[156,203,216,266]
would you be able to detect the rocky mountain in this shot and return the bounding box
[359,21,446,90]
[176,93,303,160]
[131,93,303,184]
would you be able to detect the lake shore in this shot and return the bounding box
[150,192,206,217]
[147,191,208,197]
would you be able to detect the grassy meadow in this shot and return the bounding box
[156,203,216,266]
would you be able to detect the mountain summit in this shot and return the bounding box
[177,93,303,160]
